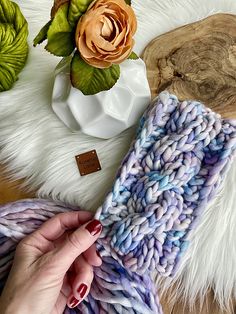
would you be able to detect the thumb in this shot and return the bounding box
[53,219,102,271]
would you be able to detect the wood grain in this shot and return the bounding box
[0,166,34,204]
[142,13,236,119]
[160,290,235,314]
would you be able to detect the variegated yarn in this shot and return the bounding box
[0,92,236,313]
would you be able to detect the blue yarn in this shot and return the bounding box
[0,92,235,313]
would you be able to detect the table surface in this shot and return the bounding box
[0,167,34,204]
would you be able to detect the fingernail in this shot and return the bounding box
[77,283,88,299]
[68,296,79,308]
[86,219,102,236]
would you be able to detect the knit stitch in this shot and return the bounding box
[0,92,235,313]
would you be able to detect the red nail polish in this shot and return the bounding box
[77,283,88,299]
[86,219,102,236]
[69,296,79,308]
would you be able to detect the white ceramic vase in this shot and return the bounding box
[51,57,151,139]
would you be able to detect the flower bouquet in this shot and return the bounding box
[34,0,151,139]
[34,0,139,95]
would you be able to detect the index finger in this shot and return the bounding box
[22,211,93,251]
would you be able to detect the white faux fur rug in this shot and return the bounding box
[1,0,236,310]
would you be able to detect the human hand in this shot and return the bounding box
[0,211,103,314]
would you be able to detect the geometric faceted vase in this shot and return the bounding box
[52,58,151,139]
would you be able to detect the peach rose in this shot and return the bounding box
[76,0,137,68]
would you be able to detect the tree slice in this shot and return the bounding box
[142,13,236,119]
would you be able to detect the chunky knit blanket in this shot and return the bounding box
[0,92,235,313]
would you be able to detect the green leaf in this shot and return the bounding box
[33,20,52,47]
[45,3,74,56]
[68,0,94,27]
[71,53,120,95]
[45,33,75,56]
[125,0,131,5]
[128,51,139,60]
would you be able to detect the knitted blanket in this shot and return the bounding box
[0,92,235,313]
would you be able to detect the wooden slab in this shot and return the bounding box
[142,13,236,119]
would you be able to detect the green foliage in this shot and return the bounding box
[45,4,74,56]
[68,0,94,27]
[71,53,121,95]
[33,20,51,47]
[128,51,139,60]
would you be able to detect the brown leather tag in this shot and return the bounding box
[75,150,102,176]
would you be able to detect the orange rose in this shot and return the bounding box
[76,0,137,68]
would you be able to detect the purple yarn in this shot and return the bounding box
[0,92,235,313]
[0,200,74,288]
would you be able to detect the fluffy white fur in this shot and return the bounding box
[1,0,236,309]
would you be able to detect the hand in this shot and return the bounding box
[0,211,103,314]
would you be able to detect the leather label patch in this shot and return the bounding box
[75,150,102,176]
